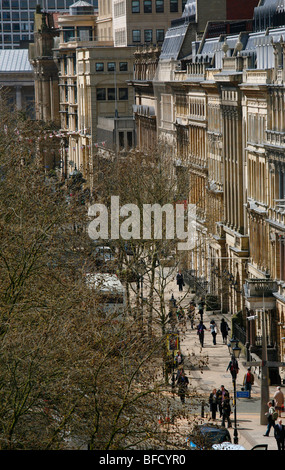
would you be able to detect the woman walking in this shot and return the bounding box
[210,320,217,345]
[209,388,218,420]
[197,321,206,347]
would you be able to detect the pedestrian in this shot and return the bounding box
[273,386,284,417]
[220,318,230,344]
[177,371,189,404]
[243,367,254,398]
[174,350,183,368]
[209,388,218,420]
[197,320,206,347]
[176,270,185,292]
[217,385,229,418]
[210,320,217,345]
[198,300,204,321]
[274,419,285,451]
[264,401,278,437]
[177,307,186,331]
[226,356,239,380]
[176,365,184,382]
[188,309,195,329]
[221,393,232,428]
[187,301,195,329]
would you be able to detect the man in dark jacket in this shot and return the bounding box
[221,393,232,428]
[197,321,206,347]
[274,419,285,450]
[176,271,185,291]
[220,318,230,344]
[177,372,189,404]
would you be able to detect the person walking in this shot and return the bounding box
[220,318,230,344]
[174,350,183,368]
[243,367,254,398]
[274,419,285,450]
[264,401,278,437]
[176,365,184,382]
[177,371,189,404]
[187,301,195,329]
[197,321,206,347]
[177,307,186,332]
[217,385,229,418]
[274,386,284,417]
[210,320,217,345]
[198,300,204,321]
[221,393,232,428]
[209,388,218,420]
[226,356,239,380]
[176,271,185,292]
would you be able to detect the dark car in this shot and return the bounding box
[187,424,231,450]
[92,245,117,272]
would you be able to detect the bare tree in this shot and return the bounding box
[0,99,206,450]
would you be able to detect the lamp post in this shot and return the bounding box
[228,337,241,444]
[260,305,270,425]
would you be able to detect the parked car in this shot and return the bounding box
[212,442,246,450]
[187,424,231,450]
[86,273,126,316]
[92,245,117,272]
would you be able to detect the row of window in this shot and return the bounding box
[132,29,164,43]
[0,34,30,43]
[0,23,31,31]
[132,0,187,14]
[1,11,34,19]
[97,87,128,101]
[95,62,128,72]
[62,26,94,43]
[0,0,83,9]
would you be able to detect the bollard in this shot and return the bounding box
[201,401,204,418]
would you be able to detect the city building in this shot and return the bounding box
[130,0,285,383]
[54,1,135,184]
[96,0,113,43]
[0,0,98,49]
[29,9,60,124]
[30,0,189,184]
[112,0,188,47]
[0,48,34,115]
[27,0,285,381]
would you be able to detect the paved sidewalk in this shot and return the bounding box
[165,274,281,451]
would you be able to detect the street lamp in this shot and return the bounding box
[227,336,239,356]
[228,337,241,444]
[232,343,241,360]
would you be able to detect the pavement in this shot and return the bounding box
[163,273,284,451]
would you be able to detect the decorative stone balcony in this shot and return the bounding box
[267,206,285,229]
[244,69,273,84]
[244,279,278,298]
[266,130,285,147]
[185,62,207,80]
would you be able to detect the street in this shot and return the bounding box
[160,271,280,450]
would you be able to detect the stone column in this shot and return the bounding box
[16,86,22,110]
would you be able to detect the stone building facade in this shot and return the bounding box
[55,2,135,184]
[29,0,285,380]
[131,0,285,382]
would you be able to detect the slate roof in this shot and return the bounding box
[0,49,32,73]
[160,22,194,61]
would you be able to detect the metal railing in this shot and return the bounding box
[232,322,246,345]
